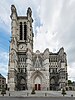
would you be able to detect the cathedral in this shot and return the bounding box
[8,5,68,91]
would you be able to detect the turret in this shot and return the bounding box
[27,7,33,26]
[11,5,17,36]
[26,7,33,51]
[11,5,17,20]
[27,7,32,18]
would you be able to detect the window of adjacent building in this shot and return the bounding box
[2,85,4,88]
[20,22,23,40]
[2,80,4,84]
[24,22,27,40]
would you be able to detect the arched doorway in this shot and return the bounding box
[50,76,59,90]
[50,78,56,90]
[30,70,46,91]
[34,76,41,90]
[20,78,26,90]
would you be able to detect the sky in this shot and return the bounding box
[0,0,75,82]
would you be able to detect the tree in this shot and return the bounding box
[68,80,72,85]
[1,88,6,96]
[31,87,36,94]
[61,88,66,96]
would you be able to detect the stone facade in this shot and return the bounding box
[8,5,68,91]
[0,74,6,90]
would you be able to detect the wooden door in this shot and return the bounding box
[38,84,41,90]
[35,84,37,90]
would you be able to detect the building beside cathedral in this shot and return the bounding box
[8,5,68,91]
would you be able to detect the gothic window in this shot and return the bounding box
[51,69,52,73]
[49,68,50,72]
[23,58,24,62]
[51,78,55,84]
[24,22,27,40]
[21,69,23,73]
[18,68,20,72]
[49,58,50,62]
[56,68,57,72]
[25,68,27,72]
[21,58,22,62]
[20,22,23,40]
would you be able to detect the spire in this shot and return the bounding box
[11,5,16,13]
[27,7,32,17]
[11,5,17,19]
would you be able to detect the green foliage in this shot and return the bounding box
[1,88,6,96]
[31,87,36,94]
[61,88,66,96]
[68,80,72,85]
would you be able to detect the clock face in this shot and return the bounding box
[19,44,26,50]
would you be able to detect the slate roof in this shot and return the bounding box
[0,74,5,79]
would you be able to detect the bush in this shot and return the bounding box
[31,87,36,94]
[61,88,66,96]
[1,88,6,96]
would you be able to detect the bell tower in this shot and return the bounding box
[8,5,34,91]
[18,7,33,52]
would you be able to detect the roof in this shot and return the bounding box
[0,74,6,79]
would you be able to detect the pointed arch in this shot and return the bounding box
[34,56,41,68]
[20,22,23,40]
[24,22,27,40]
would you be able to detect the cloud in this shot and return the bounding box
[0,51,9,79]
[0,0,75,81]
[68,63,75,81]
[0,0,11,33]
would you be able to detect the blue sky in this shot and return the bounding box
[0,0,75,81]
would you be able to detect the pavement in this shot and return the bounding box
[0,97,75,100]
[0,90,75,97]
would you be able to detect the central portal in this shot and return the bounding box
[34,77,41,90]
[35,84,41,90]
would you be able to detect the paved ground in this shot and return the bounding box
[0,97,75,100]
[0,90,75,98]
[0,90,74,97]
